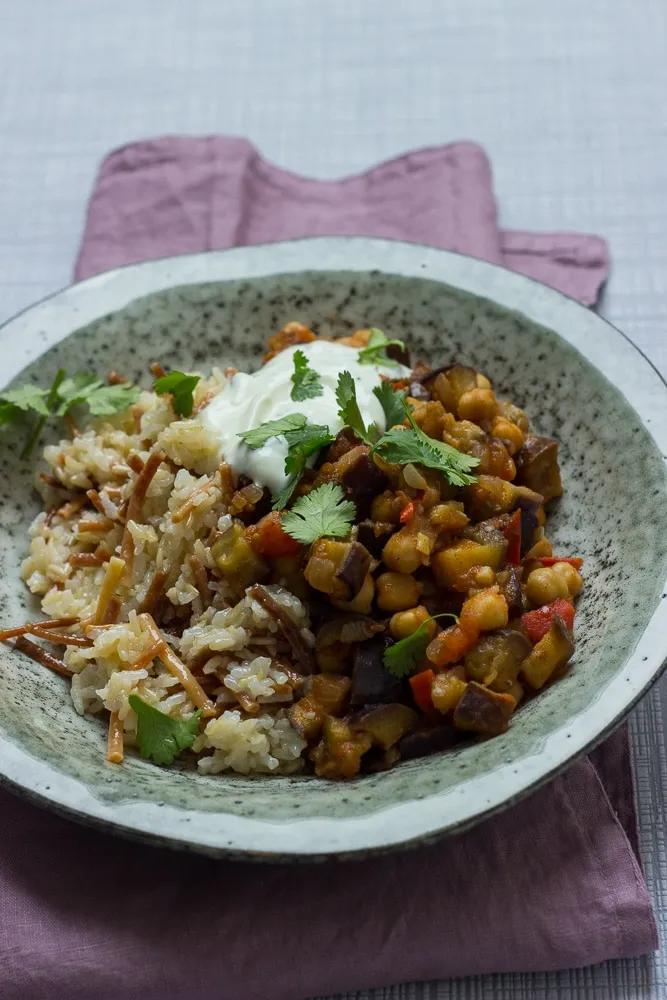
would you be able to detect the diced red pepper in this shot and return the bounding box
[399,500,416,524]
[521,598,575,644]
[410,669,435,713]
[503,509,522,565]
[249,512,302,557]
[538,556,584,569]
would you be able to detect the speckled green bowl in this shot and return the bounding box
[1,238,666,859]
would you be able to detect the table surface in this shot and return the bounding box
[1,1,666,997]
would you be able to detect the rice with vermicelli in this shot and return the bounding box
[20,374,309,775]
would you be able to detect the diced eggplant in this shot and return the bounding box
[398,723,460,760]
[464,628,532,692]
[465,475,519,519]
[520,614,575,690]
[362,746,401,773]
[335,541,372,601]
[288,696,323,741]
[496,566,526,617]
[309,716,373,779]
[340,449,388,517]
[352,703,418,749]
[515,435,563,503]
[463,520,509,549]
[453,681,516,735]
[323,428,359,465]
[355,519,395,558]
[307,673,351,716]
[513,485,544,556]
[386,341,411,366]
[350,636,404,706]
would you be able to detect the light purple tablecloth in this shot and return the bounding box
[0,138,655,1000]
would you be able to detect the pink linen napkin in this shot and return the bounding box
[0,138,654,1000]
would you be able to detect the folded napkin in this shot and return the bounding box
[1,138,654,1000]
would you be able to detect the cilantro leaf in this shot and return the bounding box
[1,368,140,457]
[373,381,408,428]
[290,349,323,402]
[272,423,335,510]
[128,694,202,766]
[281,482,356,544]
[383,613,459,678]
[373,417,479,488]
[335,371,380,446]
[358,328,406,368]
[238,413,307,450]
[1,384,51,416]
[55,375,140,416]
[154,370,201,418]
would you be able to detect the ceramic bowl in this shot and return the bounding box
[0,238,666,860]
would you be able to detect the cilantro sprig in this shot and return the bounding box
[383,613,459,678]
[281,483,356,544]
[238,413,307,450]
[154,370,201,417]
[358,328,406,368]
[373,381,408,428]
[128,694,202,766]
[335,370,380,446]
[336,372,478,488]
[0,369,140,458]
[290,349,323,402]
[275,423,334,509]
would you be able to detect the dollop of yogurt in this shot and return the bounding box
[199,340,409,496]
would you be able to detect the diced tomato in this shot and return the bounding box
[521,598,575,644]
[410,669,435,713]
[399,500,416,524]
[538,556,584,569]
[248,512,302,557]
[503,509,522,565]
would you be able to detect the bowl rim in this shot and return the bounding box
[0,235,666,860]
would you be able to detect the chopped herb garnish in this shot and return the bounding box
[335,370,380,446]
[281,482,356,544]
[373,381,408,428]
[373,416,479,487]
[383,613,459,678]
[128,694,202,766]
[272,422,335,510]
[153,370,201,417]
[358,328,406,368]
[290,349,323,402]
[0,369,139,457]
[238,413,307,450]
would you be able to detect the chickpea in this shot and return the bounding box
[550,561,584,597]
[460,587,509,634]
[525,566,570,606]
[376,571,422,612]
[390,605,433,640]
[475,373,492,390]
[470,565,496,589]
[497,400,530,433]
[457,388,498,423]
[491,416,525,455]
[382,529,423,574]
[370,491,402,524]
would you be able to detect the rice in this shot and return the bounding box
[18,373,308,776]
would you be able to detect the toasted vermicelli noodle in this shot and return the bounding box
[15,374,311,775]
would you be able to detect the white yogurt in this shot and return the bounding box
[199,340,408,495]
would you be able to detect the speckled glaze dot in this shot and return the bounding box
[0,239,665,860]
